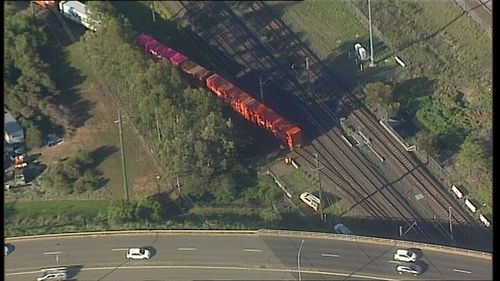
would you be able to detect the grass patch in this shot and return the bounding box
[268,1,368,60]
[4,200,109,237]
[6,200,108,219]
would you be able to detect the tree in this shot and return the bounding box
[259,208,280,224]
[25,125,42,149]
[135,198,162,223]
[415,130,439,157]
[365,82,400,117]
[456,137,488,178]
[107,200,135,224]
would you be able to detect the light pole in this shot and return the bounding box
[116,109,129,201]
[259,72,278,103]
[449,206,454,242]
[399,221,418,237]
[297,239,305,281]
[368,0,376,67]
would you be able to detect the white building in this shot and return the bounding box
[4,109,24,144]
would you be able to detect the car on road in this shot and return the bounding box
[37,267,67,281]
[5,244,11,256]
[396,263,422,276]
[126,247,151,260]
[393,249,417,262]
[334,223,351,234]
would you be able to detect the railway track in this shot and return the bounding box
[180,1,450,235]
[173,0,488,248]
[240,1,475,224]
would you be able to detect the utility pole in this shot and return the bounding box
[368,0,376,67]
[150,2,156,23]
[400,221,417,237]
[305,57,311,96]
[155,108,161,141]
[259,76,264,103]
[449,207,454,241]
[118,109,129,201]
[314,153,324,219]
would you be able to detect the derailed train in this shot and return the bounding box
[136,33,303,149]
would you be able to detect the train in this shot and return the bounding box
[34,0,99,31]
[136,33,303,149]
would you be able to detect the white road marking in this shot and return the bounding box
[243,249,262,252]
[111,248,128,251]
[177,247,196,251]
[321,253,339,258]
[43,251,62,255]
[387,260,399,264]
[453,269,472,274]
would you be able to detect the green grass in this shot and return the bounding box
[269,1,368,59]
[6,200,108,219]
[4,200,110,237]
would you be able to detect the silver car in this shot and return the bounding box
[396,263,422,276]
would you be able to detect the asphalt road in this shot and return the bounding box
[5,234,491,280]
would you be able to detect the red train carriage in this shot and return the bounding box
[136,33,188,66]
[178,59,213,82]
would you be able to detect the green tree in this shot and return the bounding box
[365,82,400,117]
[107,200,135,224]
[456,137,488,177]
[259,208,280,224]
[415,130,439,157]
[24,126,42,149]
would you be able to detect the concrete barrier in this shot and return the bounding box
[479,214,491,227]
[451,184,464,199]
[6,230,259,241]
[465,199,477,213]
[257,229,491,259]
[395,56,406,68]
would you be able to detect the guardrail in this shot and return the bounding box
[6,229,491,259]
[257,229,492,259]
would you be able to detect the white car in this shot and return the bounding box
[393,249,418,262]
[396,263,422,276]
[37,267,67,281]
[299,192,321,212]
[126,247,151,260]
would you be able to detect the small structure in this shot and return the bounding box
[4,109,24,144]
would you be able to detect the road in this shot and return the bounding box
[5,233,492,280]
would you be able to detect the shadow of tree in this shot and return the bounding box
[90,145,119,167]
